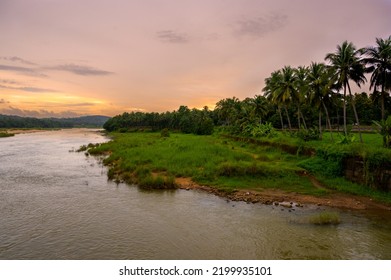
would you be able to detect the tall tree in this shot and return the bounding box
[325,41,366,142]
[263,70,285,129]
[294,66,309,129]
[251,95,269,124]
[307,62,335,140]
[363,36,391,120]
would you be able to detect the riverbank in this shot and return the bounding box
[87,131,391,211]
[176,177,391,211]
[0,128,56,136]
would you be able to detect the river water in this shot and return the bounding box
[1,129,391,260]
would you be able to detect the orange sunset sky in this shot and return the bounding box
[1,0,390,118]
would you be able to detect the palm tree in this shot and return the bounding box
[215,97,241,126]
[251,95,269,124]
[325,41,366,142]
[263,70,285,129]
[294,66,309,129]
[363,36,391,120]
[307,62,335,140]
[264,68,296,131]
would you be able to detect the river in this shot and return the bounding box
[1,129,391,259]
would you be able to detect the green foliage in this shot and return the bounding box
[296,127,320,141]
[373,116,391,148]
[249,122,277,138]
[309,211,341,225]
[160,128,170,137]
[103,106,214,135]
[0,114,108,128]
[138,175,177,190]
[0,131,15,137]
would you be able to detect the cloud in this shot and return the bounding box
[0,98,10,104]
[0,106,81,118]
[0,64,47,77]
[0,56,36,65]
[156,30,189,43]
[67,102,97,107]
[47,64,114,76]
[0,79,21,85]
[0,84,59,93]
[234,12,288,38]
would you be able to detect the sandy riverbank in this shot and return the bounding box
[176,177,391,211]
[2,129,58,135]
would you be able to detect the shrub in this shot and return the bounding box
[296,127,320,141]
[309,211,340,225]
[138,175,178,190]
[161,128,170,137]
[373,116,391,148]
[250,122,277,138]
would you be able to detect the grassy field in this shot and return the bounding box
[87,131,391,204]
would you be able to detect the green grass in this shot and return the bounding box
[86,131,391,205]
[88,132,322,194]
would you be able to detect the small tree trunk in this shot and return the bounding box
[343,85,347,137]
[319,110,322,140]
[381,83,385,120]
[297,108,301,130]
[278,107,284,130]
[347,83,363,143]
[284,106,292,132]
[322,101,334,141]
[300,111,308,129]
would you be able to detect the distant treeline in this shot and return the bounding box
[103,91,389,135]
[0,114,110,128]
[104,106,214,135]
[105,36,391,138]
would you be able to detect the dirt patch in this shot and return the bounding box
[175,177,391,211]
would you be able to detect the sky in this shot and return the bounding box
[0,0,390,118]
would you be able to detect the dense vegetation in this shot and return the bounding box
[96,36,391,203]
[0,114,110,128]
[104,36,391,144]
[87,132,391,204]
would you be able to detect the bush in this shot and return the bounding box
[138,175,178,190]
[249,122,277,138]
[161,128,170,137]
[296,127,320,141]
[309,211,340,225]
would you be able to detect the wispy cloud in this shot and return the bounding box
[156,30,190,43]
[0,84,59,93]
[46,64,114,76]
[0,79,21,85]
[0,60,113,77]
[0,56,36,65]
[233,12,288,38]
[0,64,47,77]
[67,102,97,107]
[0,106,81,118]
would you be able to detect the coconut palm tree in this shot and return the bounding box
[251,94,269,124]
[263,70,286,129]
[363,36,391,120]
[307,62,336,140]
[325,41,366,142]
[294,66,309,129]
[264,68,296,131]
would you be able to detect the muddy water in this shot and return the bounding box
[1,129,391,259]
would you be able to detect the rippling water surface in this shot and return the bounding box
[1,129,391,259]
